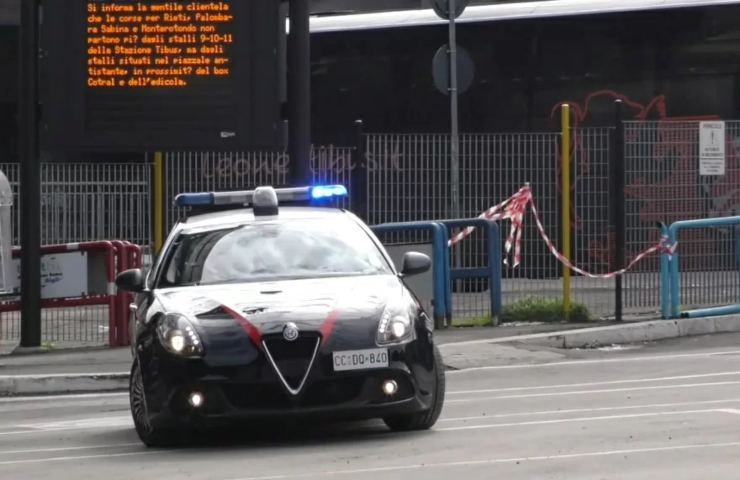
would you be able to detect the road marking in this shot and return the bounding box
[446,350,740,374]
[0,392,127,403]
[0,451,155,466]
[0,443,140,455]
[0,372,127,379]
[437,408,723,432]
[716,408,740,415]
[448,371,740,395]
[225,441,740,479]
[0,416,133,436]
[439,397,740,422]
[446,380,740,403]
[16,415,131,430]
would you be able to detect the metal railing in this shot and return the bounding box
[661,215,740,319]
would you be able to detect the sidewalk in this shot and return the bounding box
[2,314,740,396]
[0,321,606,376]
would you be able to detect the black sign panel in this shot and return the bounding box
[42,0,283,151]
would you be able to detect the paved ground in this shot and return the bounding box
[2,334,740,479]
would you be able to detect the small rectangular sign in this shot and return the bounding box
[8,252,89,299]
[699,121,726,176]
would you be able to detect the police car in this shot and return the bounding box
[116,185,445,446]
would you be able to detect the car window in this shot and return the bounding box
[157,217,392,287]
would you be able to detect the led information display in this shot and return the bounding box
[43,0,282,151]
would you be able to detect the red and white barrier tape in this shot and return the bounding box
[449,184,677,278]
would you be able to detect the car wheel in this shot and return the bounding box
[130,359,177,447]
[383,345,446,431]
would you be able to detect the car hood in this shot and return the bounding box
[155,274,406,334]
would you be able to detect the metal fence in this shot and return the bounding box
[0,162,150,346]
[0,162,151,246]
[3,120,740,343]
[1,306,110,347]
[572,128,615,317]
[366,124,740,320]
[625,121,740,313]
[365,133,568,321]
[164,146,353,230]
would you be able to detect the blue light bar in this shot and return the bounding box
[174,185,348,209]
[175,192,214,207]
[310,185,348,199]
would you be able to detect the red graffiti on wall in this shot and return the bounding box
[550,90,738,271]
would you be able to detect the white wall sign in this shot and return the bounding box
[8,252,88,300]
[699,121,726,176]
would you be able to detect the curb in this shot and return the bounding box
[436,314,740,350]
[522,315,740,349]
[0,372,129,397]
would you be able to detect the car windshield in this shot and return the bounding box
[158,217,393,287]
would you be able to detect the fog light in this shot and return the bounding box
[382,379,398,396]
[188,392,204,408]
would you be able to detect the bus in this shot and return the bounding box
[309,0,740,142]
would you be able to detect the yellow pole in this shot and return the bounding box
[153,152,164,254]
[561,104,572,316]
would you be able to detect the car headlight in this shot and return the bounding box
[157,313,204,357]
[377,302,415,345]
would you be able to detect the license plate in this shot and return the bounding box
[332,348,389,371]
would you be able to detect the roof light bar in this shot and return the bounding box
[174,185,348,208]
[311,185,348,199]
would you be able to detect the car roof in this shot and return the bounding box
[178,206,352,233]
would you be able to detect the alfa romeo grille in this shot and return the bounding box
[262,335,320,396]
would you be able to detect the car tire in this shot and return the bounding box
[130,359,178,447]
[383,345,446,431]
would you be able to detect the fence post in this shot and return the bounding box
[351,120,368,219]
[561,104,572,317]
[669,223,681,318]
[660,223,671,319]
[609,100,626,321]
[488,221,502,325]
[19,0,42,348]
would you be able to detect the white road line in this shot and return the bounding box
[0,451,156,466]
[0,443,140,456]
[439,397,740,422]
[446,380,740,403]
[446,350,740,374]
[0,392,128,403]
[225,441,740,480]
[16,415,131,429]
[0,417,133,436]
[716,408,740,415]
[437,408,725,432]
[447,371,740,395]
[0,372,127,379]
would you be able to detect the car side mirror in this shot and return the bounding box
[400,252,432,277]
[116,268,145,293]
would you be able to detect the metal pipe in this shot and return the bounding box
[153,152,164,253]
[19,0,41,348]
[561,104,572,316]
[449,0,460,220]
[288,0,312,187]
[610,100,625,321]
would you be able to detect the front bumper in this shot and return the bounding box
[141,338,436,426]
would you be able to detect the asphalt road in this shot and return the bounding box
[2,335,740,479]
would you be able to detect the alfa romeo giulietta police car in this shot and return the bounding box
[116,185,446,446]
